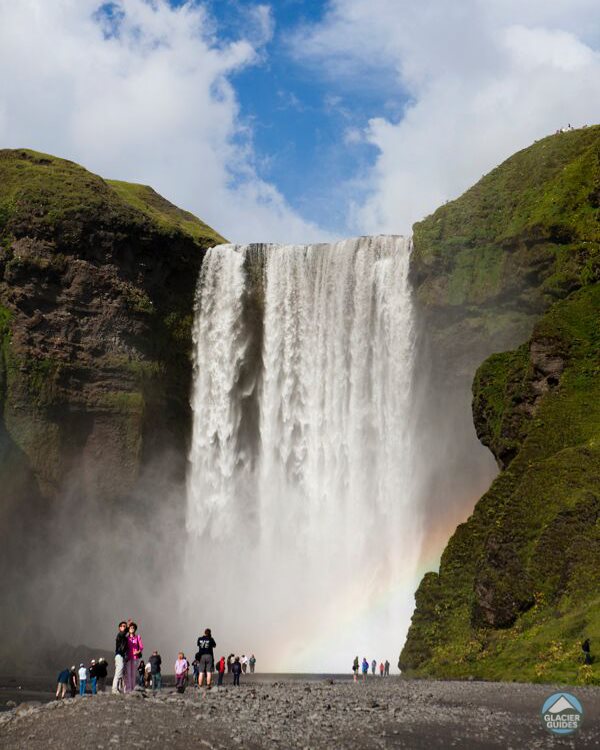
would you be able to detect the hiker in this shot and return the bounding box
[196,627,216,689]
[352,656,359,682]
[249,654,256,673]
[384,660,390,676]
[217,655,226,686]
[361,658,369,681]
[175,652,189,693]
[227,654,234,673]
[379,662,384,677]
[232,656,242,686]
[241,655,248,673]
[56,668,70,699]
[192,658,200,683]
[112,620,128,694]
[371,659,376,675]
[96,658,108,692]
[89,659,98,694]
[582,639,592,665]
[69,666,77,697]
[125,621,144,693]
[78,664,87,696]
[149,650,162,691]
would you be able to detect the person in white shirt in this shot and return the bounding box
[78,664,87,696]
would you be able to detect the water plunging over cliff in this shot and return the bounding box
[186,236,421,671]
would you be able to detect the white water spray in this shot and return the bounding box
[186,236,422,671]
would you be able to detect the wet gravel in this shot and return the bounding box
[0,678,598,749]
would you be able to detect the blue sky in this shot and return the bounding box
[201,0,408,233]
[1,1,600,243]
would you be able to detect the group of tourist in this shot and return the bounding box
[55,620,256,699]
[55,659,109,699]
[352,657,391,681]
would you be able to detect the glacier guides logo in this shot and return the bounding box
[541,692,584,735]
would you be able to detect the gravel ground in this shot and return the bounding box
[0,678,598,749]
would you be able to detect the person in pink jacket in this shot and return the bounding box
[125,620,144,692]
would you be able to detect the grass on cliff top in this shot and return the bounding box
[414,125,600,261]
[106,180,225,246]
[0,148,225,247]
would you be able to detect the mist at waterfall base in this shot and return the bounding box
[183,236,483,673]
[0,237,496,676]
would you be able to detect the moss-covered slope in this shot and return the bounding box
[0,148,224,506]
[410,125,600,380]
[403,128,600,685]
[401,285,600,684]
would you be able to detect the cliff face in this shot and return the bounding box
[410,125,600,381]
[0,149,225,514]
[403,127,600,684]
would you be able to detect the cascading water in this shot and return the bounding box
[186,236,422,671]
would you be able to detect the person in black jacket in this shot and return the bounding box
[112,620,128,694]
[231,656,242,686]
[582,638,592,665]
[196,628,216,689]
[149,651,162,692]
[96,658,108,692]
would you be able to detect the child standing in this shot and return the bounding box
[175,652,189,693]
[217,656,226,687]
[232,656,242,686]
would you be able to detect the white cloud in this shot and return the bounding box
[290,0,600,234]
[0,0,329,244]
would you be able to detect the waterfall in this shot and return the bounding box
[186,236,421,671]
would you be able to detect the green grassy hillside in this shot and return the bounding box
[0,148,225,504]
[403,128,600,685]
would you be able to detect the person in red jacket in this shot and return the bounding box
[217,656,226,687]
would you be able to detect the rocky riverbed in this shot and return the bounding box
[0,678,598,749]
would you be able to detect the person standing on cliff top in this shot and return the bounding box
[582,638,592,665]
[361,658,369,681]
[352,656,359,682]
[196,627,216,689]
[371,659,376,675]
[384,659,390,676]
